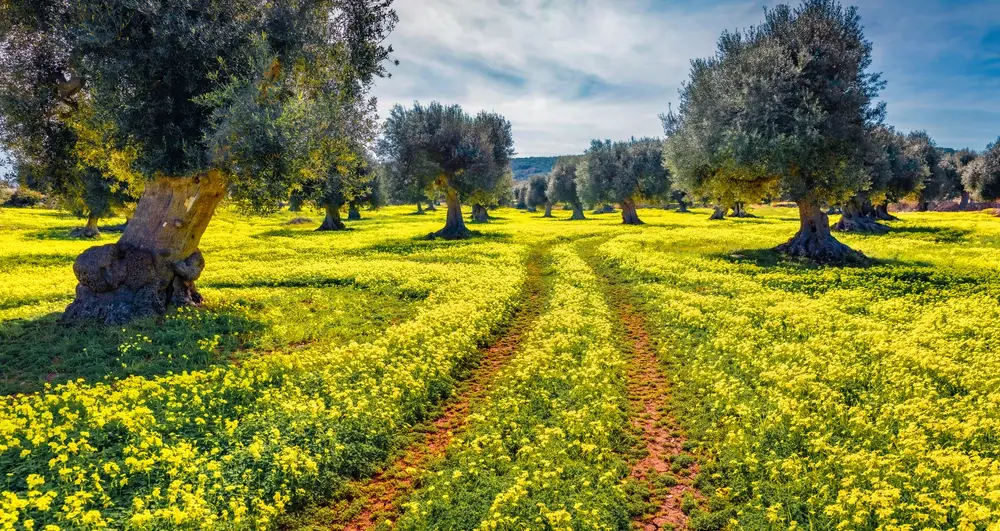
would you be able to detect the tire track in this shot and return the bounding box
[321,246,550,531]
[582,240,700,531]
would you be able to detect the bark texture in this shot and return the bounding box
[543,203,553,218]
[729,202,754,218]
[775,201,868,264]
[71,213,101,238]
[960,191,971,210]
[63,171,227,324]
[317,201,346,231]
[570,202,586,220]
[874,203,898,221]
[471,203,489,223]
[709,205,727,220]
[431,188,471,239]
[832,194,888,234]
[621,198,644,225]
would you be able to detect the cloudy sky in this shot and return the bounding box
[371,0,1000,157]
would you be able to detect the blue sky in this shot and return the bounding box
[371,0,1000,157]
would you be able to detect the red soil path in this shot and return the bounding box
[334,250,548,531]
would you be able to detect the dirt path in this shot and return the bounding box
[329,247,549,531]
[617,300,698,530]
[584,243,699,531]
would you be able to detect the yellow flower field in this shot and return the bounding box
[2,204,1000,530]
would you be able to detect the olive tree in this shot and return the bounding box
[526,173,552,217]
[468,169,513,223]
[299,146,378,231]
[663,0,884,263]
[907,131,947,211]
[0,0,397,323]
[578,138,671,225]
[940,148,978,209]
[833,125,925,233]
[547,157,586,220]
[964,139,1000,202]
[378,102,514,239]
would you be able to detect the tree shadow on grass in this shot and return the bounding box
[718,247,933,269]
[887,225,972,244]
[0,253,76,272]
[0,307,264,396]
[252,226,357,239]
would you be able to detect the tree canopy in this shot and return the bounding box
[578,138,671,225]
[663,0,884,263]
[547,156,586,220]
[0,0,398,322]
[377,101,514,239]
[964,138,1000,202]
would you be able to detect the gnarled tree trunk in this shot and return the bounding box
[959,191,971,210]
[677,199,688,213]
[63,171,227,324]
[874,202,898,221]
[543,202,553,218]
[833,193,888,234]
[570,202,586,220]
[431,187,471,239]
[317,200,346,231]
[73,212,101,238]
[347,203,361,220]
[471,203,489,223]
[729,201,754,218]
[415,202,424,214]
[709,205,727,220]
[621,198,643,225]
[776,201,867,264]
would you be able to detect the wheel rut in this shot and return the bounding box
[584,242,700,531]
[331,246,549,531]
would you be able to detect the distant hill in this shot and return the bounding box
[511,157,560,181]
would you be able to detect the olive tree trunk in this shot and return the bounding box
[415,202,424,214]
[570,202,586,220]
[677,199,688,213]
[543,202,553,218]
[426,200,437,212]
[63,171,227,324]
[729,201,754,218]
[874,202,898,221]
[73,212,101,238]
[832,193,888,234]
[347,203,361,220]
[431,187,471,239]
[471,203,489,223]
[959,191,971,209]
[317,200,346,231]
[621,198,643,225]
[775,201,867,264]
[709,205,727,220]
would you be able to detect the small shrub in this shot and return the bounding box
[4,187,44,207]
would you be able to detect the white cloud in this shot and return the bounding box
[372,0,776,156]
[371,0,1000,155]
